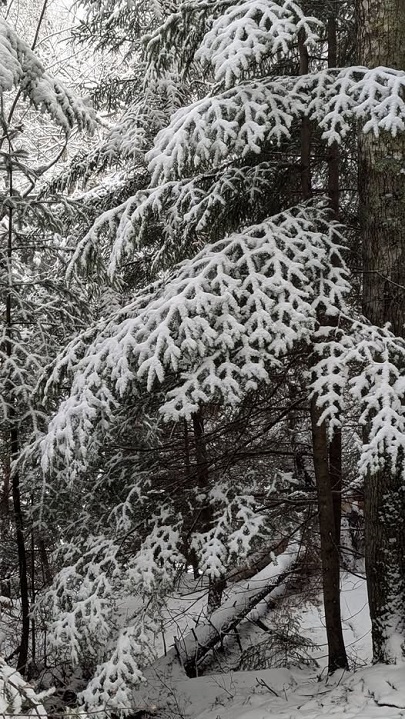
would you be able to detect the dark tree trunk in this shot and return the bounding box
[358,0,405,336]
[5,141,29,674]
[38,536,53,587]
[311,398,347,672]
[327,12,343,550]
[11,438,30,674]
[357,0,405,663]
[192,410,226,612]
[299,27,347,672]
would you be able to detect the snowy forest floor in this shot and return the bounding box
[131,573,405,719]
[154,665,405,719]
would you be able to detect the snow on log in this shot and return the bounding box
[176,539,300,676]
[129,541,300,712]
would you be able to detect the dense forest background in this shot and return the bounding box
[1,0,405,717]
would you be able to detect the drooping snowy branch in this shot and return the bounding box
[145,0,321,86]
[79,624,147,715]
[0,19,95,132]
[147,79,302,183]
[192,489,266,578]
[196,0,322,89]
[41,200,349,476]
[42,509,185,714]
[311,319,405,477]
[147,67,405,183]
[349,325,405,479]
[45,537,122,665]
[300,66,405,143]
[71,162,281,277]
[309,325,351,435]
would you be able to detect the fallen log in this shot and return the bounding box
[225,537,289,583]
[175,539,301,676]
[130,539,301,714]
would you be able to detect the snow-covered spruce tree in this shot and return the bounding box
[37,0,405,697]
[40,199,351,703]
[64,10,352,663]
[136,0,405,668]
[0,14,95,675]
[52,0,355,679]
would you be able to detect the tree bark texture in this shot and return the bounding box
[358,0,405,336]
[357,0,405,662]
[311,398,348,672]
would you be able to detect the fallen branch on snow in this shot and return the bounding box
[175,539,301,676]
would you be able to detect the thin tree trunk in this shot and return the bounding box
[183,419,199,579]
[11,440,30,674]
[38,536,53,587]
[192,409,226,612]
[299,29,347,672]
[30,510,36,674]
[1,457,10,517]
[327,11,343,549]
[311,398,347,672]
[357,0,405,663]
[5,137,29,674]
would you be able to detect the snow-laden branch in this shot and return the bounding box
[79,624,147,714]
[147,67,405,183]
[196,0,322,89]
[45,537,122,665]
[193,491,266,579]
[71,162,278,278]
[41,201,349,476]
[349,326,405,478]
[0,18,95,132]
[299,65,405,143]
[145,0,321,86]
[42,511,184,699]
[311,320,405,477]
[147,78,301,183]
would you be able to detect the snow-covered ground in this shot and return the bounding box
[160,664,405,719]
[131,572,405,719]
[6,570,404,719]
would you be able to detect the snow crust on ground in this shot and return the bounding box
[132,572,405,719]
[153,665,405,719]
[298,573,372,668]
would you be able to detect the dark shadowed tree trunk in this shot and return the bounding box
[311,398,348,671]
[299,26,347,672]
[357,0,405,663]
[327,11,343,550]
[4,137,29,674]
[192,409,226,612]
